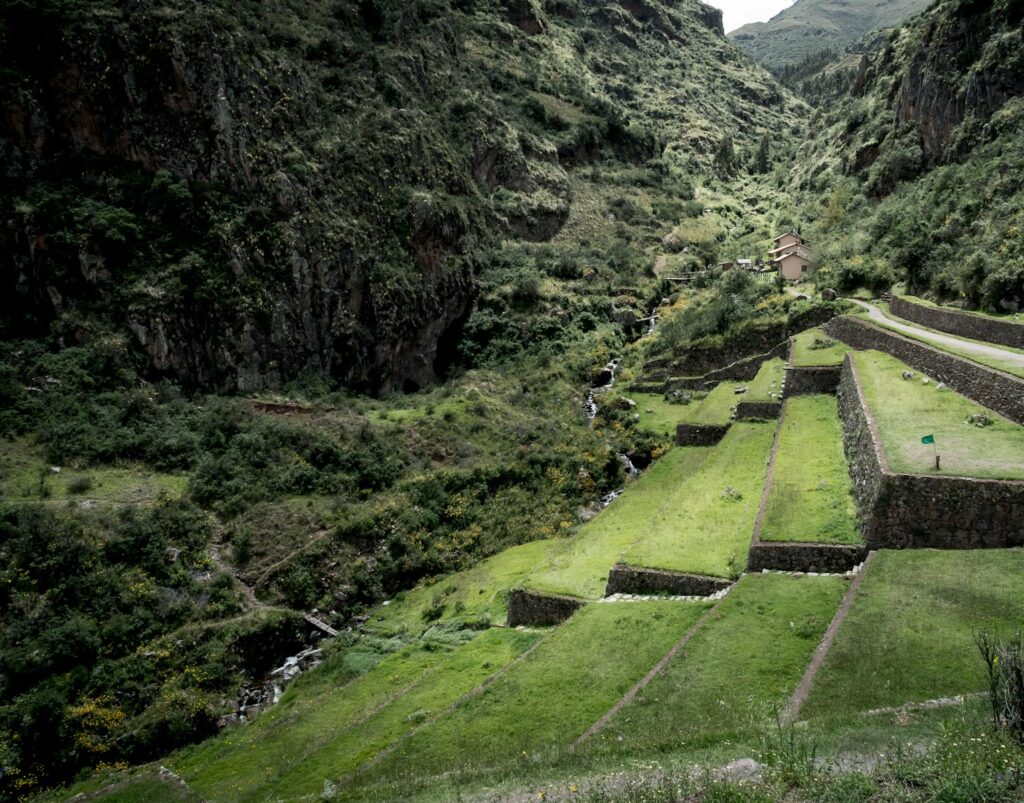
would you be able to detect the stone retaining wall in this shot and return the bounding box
[784,365,841,396]
[747,542,867,573]
[837,355,1024,548]
[676,423,730,446]
[604,564,732,597]
[735,401,782,421]
[891,295,1024,349]
[664,341,789,391]
[506,589,583,627]
[826,315,1024,425]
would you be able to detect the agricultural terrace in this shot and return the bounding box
[790,328,850,367]
[619,422,775,579]
[174,628,539,800]
[587,573,846,753]
[854,306,1024,379]
[854,350,1024,479]
[364,539,569,636]
[898,294,1024,324]
[355,602,710,797]
[801,549,1024,721]
[760,396,861,544]
[525,447,713,599]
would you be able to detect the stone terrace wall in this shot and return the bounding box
[604,564,731,597]
[892,295,1024,349]
[826,315,1024,425]
[665,341,788,391]
[837,355,1024,548]
[747,542,867,573]
[784,366,841,396]
[506,589,583,627]
[676,423,730,446]
[836,355,888,534]
[735,401,782,421]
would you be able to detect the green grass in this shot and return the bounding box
[746,357,786,400]
[353,601,710,797]
[525,447,714,599]
[175,628,539,801]
[587,573,847,752]
[620,422,775,578]
[364,538,569,635]
[631,392,702,438]
[0,438,187,504]
[679,381,744,425]
[790,328,851,367]
[802,549,1024,720]
[854,307,1024,379]
[760,396,861,544]
[854,350,1024,479]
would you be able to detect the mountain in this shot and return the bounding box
[0,0,795,395]
[728,0,933,72]
[795,0,1024,308]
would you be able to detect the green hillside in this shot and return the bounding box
[729,0,932,72]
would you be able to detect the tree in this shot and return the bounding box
[713,134,738,177]
[752,133,771,174]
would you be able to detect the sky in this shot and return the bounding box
[712,0,796,34]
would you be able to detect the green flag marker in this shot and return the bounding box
[921,434,935,445]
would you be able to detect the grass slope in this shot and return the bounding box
[525,447,713,599]
[855,350,1024,479]
[620,422,775,578]
[802,549,1024,720]
[790,328,850,367]
[351,601,710,799]
[587,573,847,752]
[174,629,538,800]
[760,396,860,544]
[632,392,701,438]
[363,538,569,635]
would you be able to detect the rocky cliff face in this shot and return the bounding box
[0,0,795,392]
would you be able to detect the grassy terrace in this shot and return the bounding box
[855,350,1024,479]
[631,391,703,437]
[802,549,1024,721]
[647,357,788,429]
[790,328,850,367]
[364,539,568,635]
[587,574,847,753]
[525,447,713,599]
[619,422,775,579]
[174,628,540,801]
[854,307,1024,379]
[760,396,860,544]
[354,602,710,798]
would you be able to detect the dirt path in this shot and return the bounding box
[249,529,331,588]
[779,550,876,725]
[849,299,1024,368]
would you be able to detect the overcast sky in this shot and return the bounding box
[712,0,796,34]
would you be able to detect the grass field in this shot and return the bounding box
[364,538,569,635]
[353,601,710,798]
[802,549,1024,721]
[631,391,704,437]
[663,358,787,428]
[0,438,187,504]
[760,396,861,544]
[525,447,713,599]
[588,573,847,752]
[175,628,540,800]
[854,350,1024,479]
[619,422,775,578]
[855,307,1024,379]
[790,328,850,367]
